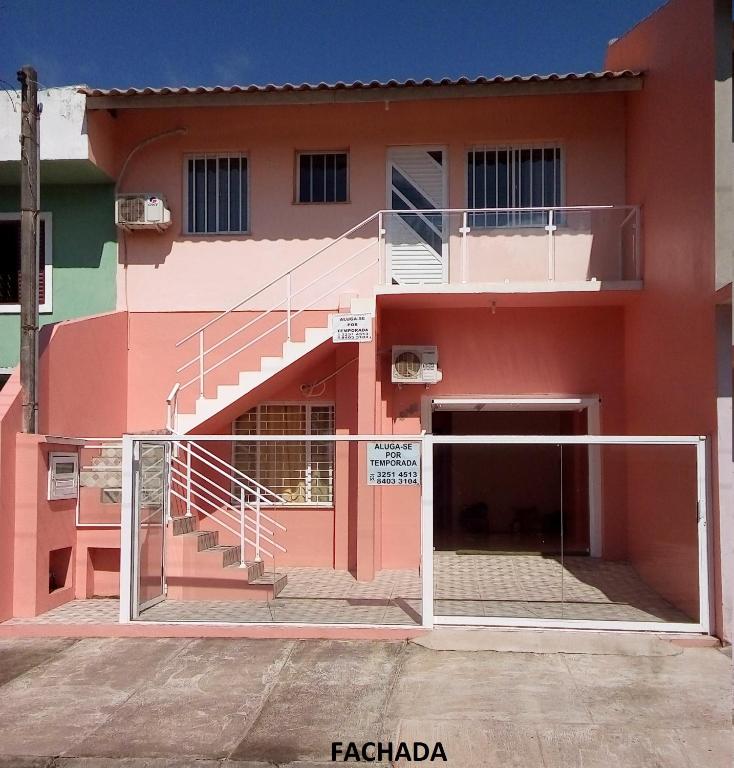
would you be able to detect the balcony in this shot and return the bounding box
[377,205,641,293]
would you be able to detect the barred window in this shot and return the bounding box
[233,403,334,505]
[297,152,348,203]
[0,214,51,312]
[467,145,562,227]
[186,154,248,234]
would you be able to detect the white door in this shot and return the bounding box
[387,147,447,284]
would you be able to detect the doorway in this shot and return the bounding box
[386,146,448,284]
[432,408,590,555]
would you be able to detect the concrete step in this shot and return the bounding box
[224,559,265,582]
[199,544,241,568]
[252,571,288,598]
[171,516,197,536]
[195,530,218,551]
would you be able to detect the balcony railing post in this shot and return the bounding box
[460,211,469,284]
[377,211,384,284]
[286,272,292,342]
[185,443,192,518]
[255,494,262,562]
[546,208,556,281]
[198,330,205,399]
[239,488,246,567]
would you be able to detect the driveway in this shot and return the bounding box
[0,631,730,767]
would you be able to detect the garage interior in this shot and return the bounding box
[429,403,696,624]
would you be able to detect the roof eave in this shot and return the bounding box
[83,75,643,111]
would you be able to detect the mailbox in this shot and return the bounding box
[48,452,79,500]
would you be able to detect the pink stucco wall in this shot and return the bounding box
[0,372,22,622]
[375,304,627,570]
[606,0,721,633]
[126,309,331,430]
[38,311,128,437]
[102,93,627,312]
[12,437,78,617]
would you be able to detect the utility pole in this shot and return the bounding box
[18,65,40,434]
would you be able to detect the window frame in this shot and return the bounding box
[0,212,53,314]
[232,401,335,507]
[294,150,350,205]
[465,143,565,228]
[182,152,251,236]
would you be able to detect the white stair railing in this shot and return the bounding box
[168,439,286,564]
[167,212,382,429]
[174,211,382,404]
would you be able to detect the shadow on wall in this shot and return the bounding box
[0,184,117,270]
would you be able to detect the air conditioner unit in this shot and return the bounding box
[115,193,171,231]
[391,345,442,384]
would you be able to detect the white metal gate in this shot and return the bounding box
[420,434,711,633]
[118,433,710,633]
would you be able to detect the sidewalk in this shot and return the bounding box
[0,631,730,767]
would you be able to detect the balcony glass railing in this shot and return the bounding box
[379,206,641,286]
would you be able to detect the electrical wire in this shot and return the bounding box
[299,346,391,397]
[300,355,358,397]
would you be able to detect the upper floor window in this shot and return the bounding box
[186,154,248,234]
[297,151,348,203]
[0,213,52,314]
[467,145,562,227]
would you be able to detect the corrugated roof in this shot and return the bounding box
[79,70,641,98]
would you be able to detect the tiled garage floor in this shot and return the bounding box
[432,552,693,622]
[3,553,693,625]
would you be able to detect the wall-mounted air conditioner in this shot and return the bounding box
[391,345,442,384]
[115,193,171,231]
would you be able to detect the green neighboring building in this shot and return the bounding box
[0,86,117,375]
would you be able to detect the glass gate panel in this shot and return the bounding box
[569,443,701,624]
[430,437,706,628]
[135,441,167,613]
[432,442,565,620]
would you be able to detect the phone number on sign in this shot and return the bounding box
[368,471,420,485]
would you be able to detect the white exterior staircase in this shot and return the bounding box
[170,211,382,434]
[174,296,375,434]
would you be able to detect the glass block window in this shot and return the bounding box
[467,145,562,227]
[233,403,335,505]
[186,154,248,233]
[297,152,348,203]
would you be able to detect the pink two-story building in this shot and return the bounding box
[0,0,731,642]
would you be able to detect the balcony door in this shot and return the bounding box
[386,147,448,285]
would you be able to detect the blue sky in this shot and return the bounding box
[0,1,664,90]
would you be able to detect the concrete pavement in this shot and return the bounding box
[0,632,730,767]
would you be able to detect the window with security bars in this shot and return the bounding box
[186,154,248,234]
[467,146,562,228]
[0,216,48,308]
[297,152,348,203]
[233,403,334,505]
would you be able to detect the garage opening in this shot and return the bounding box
[433,408,590,555]
[427,399,705,629]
